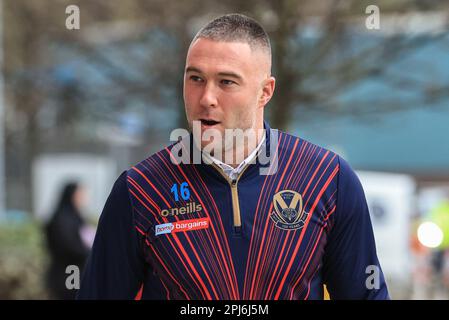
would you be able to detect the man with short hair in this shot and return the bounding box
[78,13,389,300]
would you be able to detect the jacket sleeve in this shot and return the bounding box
[322,156,390,300]
[77,170,146,299]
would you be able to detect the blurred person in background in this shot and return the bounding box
[411,198,449,299]
[45,182,93,299]
[428,199,449,299]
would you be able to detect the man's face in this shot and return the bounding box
[183,38,274,151]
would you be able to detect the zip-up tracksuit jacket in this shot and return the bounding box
[77,121,389,300]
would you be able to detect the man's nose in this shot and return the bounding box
[199,83,218,108]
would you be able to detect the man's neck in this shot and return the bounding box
[218,128,265,168]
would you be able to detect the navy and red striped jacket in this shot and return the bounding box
[78,121,389,300]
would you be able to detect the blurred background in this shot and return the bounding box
[0,0,449,299]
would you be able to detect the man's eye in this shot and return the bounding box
[189,75,203,82]
[221,79,236,86]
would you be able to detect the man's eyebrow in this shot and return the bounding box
[185,66,243,81]
[217,71,243,81]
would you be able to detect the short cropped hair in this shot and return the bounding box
[192,13,271,56]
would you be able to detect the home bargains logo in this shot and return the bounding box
[155,217,210,236]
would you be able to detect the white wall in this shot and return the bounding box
[356,171,416,285]
[32,153,117,222]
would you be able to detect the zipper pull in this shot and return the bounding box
[234,226,242,235]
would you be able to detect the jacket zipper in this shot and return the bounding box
[211,162,251,232]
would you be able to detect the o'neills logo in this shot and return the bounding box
[160,202,203,217]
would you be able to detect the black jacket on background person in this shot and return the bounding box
[45,183,90,300]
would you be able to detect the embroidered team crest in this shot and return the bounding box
[270,190,308,230]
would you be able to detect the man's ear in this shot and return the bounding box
[259,76,276,108]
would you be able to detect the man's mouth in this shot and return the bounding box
[200,119,221,127]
